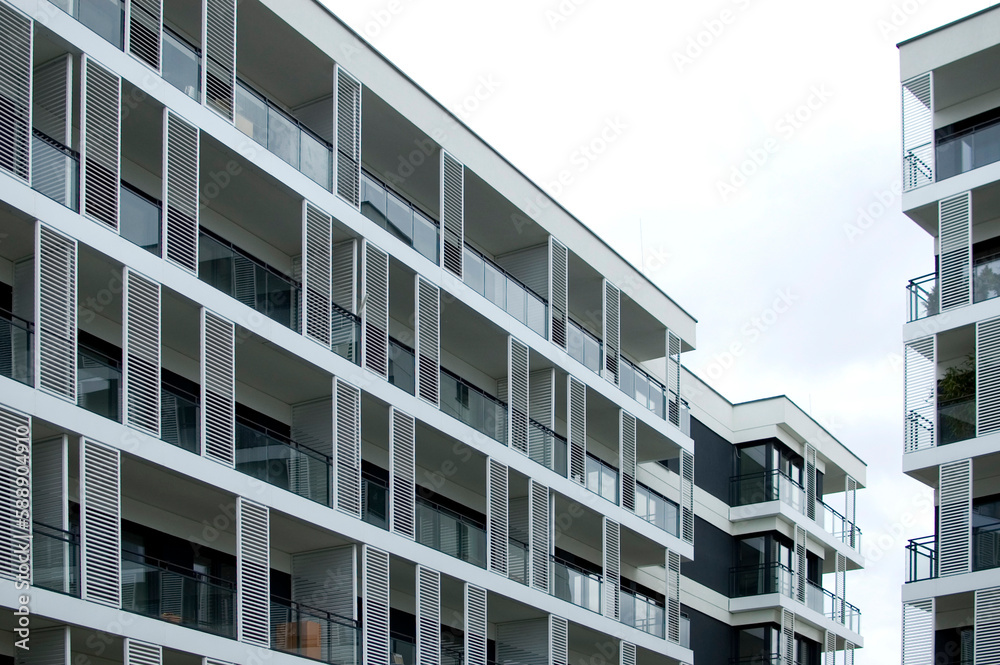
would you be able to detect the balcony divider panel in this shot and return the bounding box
[902,599,934,665]
[81,56,120,230]
[509,337,529,455]
[836,551,846,623]
[620,642,636,665]
[80,439,120,607]
[126,0,162,72]
[416,276,440,406]
[781,608,795,665]
[902,73,934,191]
[550,615,568,665]
[417,565,441,665]
[667,330,681,427]
[125,639,161,665]
[824,630,836,665]
[440,151,464,279]
[846,476,858,548]
[529,368,555,468]
[362,240,389,378]
[32,436,68,545]
[939,192,972,311]
[303,201,333,347]
[939,458,972,577]
[620,410,636,512]
[0,406,30,580]
[603,517,620,620]
[123,269,160,436]
[975,587,1000,664]
[465,584,487,665]
[497,619,546,665]
[603,281,620,385]
[237,498,269,646]
[805,444,817,520]
[0,2,31,183]
[332,239,357,314]
[363,545,390,665]
[390,407,416,539]
[335,65,361,206]
[568,376,586,485]
[979,316,1000,435]
[794,526,807,604]
[201,309,235,467]
[33,54,72,147]
[549,238,568,349]
[334,377,362,517]
[667,549,680,643]
[203,0,236,119]
[15,627,69,665]
[680,450,694,543]
[530,480,550,592]
[163,109,199,273]
[845,642,855,665]
[37,223,77,401]
[904,337,936,451]
[488,458,508,576]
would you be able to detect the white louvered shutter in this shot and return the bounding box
[549,238,568,349]
[203,0,236,119]
[441,151,464,278]
[824,631,836,665]
[417,566,441,665]
[16,627,69,665]
[31,436,68,588]
[979,317,1000,435]
[80,439,120,607]
[550,615,568,665]
[332,239,357,314]
[845,641,855,665]
[81,56,120,230]
[303,201,333,346]
[416,276,440,405]
[0,2,31,182]
[568,376,586,485]
[603,281,620,385]
[795,526,807,603]
[680,449,694,543]
[488,458,508,576]
[781,609,795,665]
[603,518,620,620]
[390,407,415,539]
[362,241,389,377]
[465,584,487,665]
[32,56,74,206]
[124,269,160,436]
[0,407,30,580]
[620,642,636,665]
[667,330,681,426]
[902,73,934,191]
[509,337,529,455]
[335,378,362,517]
[976,587,1000,664]
[126,0,162,71]
[845,476,858,548]
[905,337,936,451]
[939,192,972,311]
[529,368,555,468]
[125,640,161,665]
[335,65,361,207]
[201,309,235,466]
[835,551,846,623]
[902,599,934,665]
[939,459,972,577]
[37,224,77,401]
[163,109,199,272]
[363,546,390,665]
[237,498,269,646]
[530,480,549,592]
[666,549,680,643]
[620,411,636,512]
[805,444,817,521]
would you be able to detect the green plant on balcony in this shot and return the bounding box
[976,261,1000,302]
[938,355,976,445]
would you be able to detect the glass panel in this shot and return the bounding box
[634,370,649,408]
[439,370,506,445]
[526,292,547,337]
[619,360,634,399]
[32,523,79,596]
[975,256,1000,303]
[235,84,268,145]
[360,173,388,228]
[650,384,665,419]
[235,421,331,505]
[484,262,505,308]
[415,499,487,568]
[506,278,526,324]
[198,232,235,294]
[974,122,1000,170]
[120,186,161,255]
[331,305,360,365]
[463,247,485,295]
[583,332,601,373]
[388,339,415,395]
[567,323,584,365]
[299,131,331,189]
[362,475,388,529]
[550,557,601,613]
[31,134,79,210]
[162,31,200,100]
[413,211,439,264]
[586,456,600,495]
[161,386,200,453]
[79,0,123,48]
[78,346,121,422]
[601,465,618,503]
[271,597,359,664]
[386,191,414,245]
[0,313,32,386]
[267,107,300,168]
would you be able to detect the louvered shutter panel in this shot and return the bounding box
[667,330,681,426]
[680,449,694,543]
[16,627,69,665]
[603,518,620,620]
[794,526,807,603]
[979,317,1000,435]
[603,281,620,385]
[37,224,77,400]
[390,407,415,539]
[529,368,555,468]
[465,584,487,665]
[845,641,855,665]
[303,201,333,346]
[550,615,568,665]
[335,65,361,206]
[163,109,199,272]
[363,546,390,665]
[902,73,934,191]
[126,0,161,71]
[939,459,972,577]
[335,378,362,517]
[441,151,464,278]
[488,458,508,576]
[781,609,795,665]
[125,640,161,665]
[976,587,1000,664]
[0,2,31,182]
[620,642,636,665]
[237,498,269,646]
[568,376,586,485]
[332,239,357,313]
[31,436,68,572]
[939,192,972,311]
[32,56,74,206]
[549,238,568,349]
[81,56,120,230]
[203,0,235,119]
[620,411,636,512]
[902,599,934,665]
[905,337,936,451]
[0,407,29,580]
[805,444,817,521]
[845,476,858,548]
[509,337,529,455]
[823,631,836,665]
[417,566,441,665]
[530,480,549,592]
[362,241,389,377]
[835,551,846,623]
[666,550,680,643]
[123,269,160,436]
[416,276,440,405]
[80,439,120,607]
[201,309,235,466]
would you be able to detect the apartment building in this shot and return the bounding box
[900,5,1000,664]
[0,0,863,664]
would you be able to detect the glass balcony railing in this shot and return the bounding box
[907,272,938,322]
[415,495,487,568]
[235,419,330,506]
[730,470,803,512]
[635,482,680,537]
[235,80,331,189]
[32,131,79,211]
[0,310,33,386]
[161,384,200,453]
[550,555,601,613]
[120,183,161,256]
[332,303,360,365]
[567,318,602,375]
[462,244,547,339]
[974,523,1000,572]
[585,453,619,504]
[120,550,236,637]
[938,394,976,446]
[52,0,125,48]
[817,499,863,551]
[388,337,416,395]
[198,228,301,332]
[271,596,359,665]
[619,356,666,420]
[78,343,121,422]
[730,562,793,598]
[361,169,439,265]
[509,537,529,585]
[32,522,80,597]
[937,117,1000,181]
[620,586,664,638]
[162,28,201,101]
[361,472,388,529]
[905,534,937,583]
[528,419,567,477]
[440,368,507,445]
[975,253,1000,304]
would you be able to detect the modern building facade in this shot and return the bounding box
[901,5,1000,664]
[0,1,863,664]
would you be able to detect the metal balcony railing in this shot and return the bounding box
[415,495,487,568]
[52,0,125,48]
[388,336,416,395]
[270,595,359,664]
[906,272,937,322]
[509,537,529,585]
[120,182,162,256]
[440,367,507,445]
[32,522,79,597]
[361,168,440,265]
[161,383,200,453]
[332,303,360,365]
[585,452,619,504]
[235,418,331,506]
[905,534,937,583]
[939,395,976,446]
[730,562,793,599]
[528,418,567,477]
[635,482,680,537]
[567,317,602,375]
[620,586,664,638]
[162,27,200,101]
[361,471,388,530]
[0,309,33,387]
[78,343,121,422]
[31,130,79,211]
[620,356,666,420]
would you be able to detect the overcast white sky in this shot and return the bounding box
[318,1,996,662]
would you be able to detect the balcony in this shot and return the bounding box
[235,418,331,506]
[730,562,793,599]
[388,337,416,395]
[440,367,507,445]
[78,343,121,422]
[162,28,200,101]
[415,495,487,568]
[271,596,359,664]
[550,554,601,613]
[907,255,1000,324]
[32,522,79,597]
[619,356,666,420]
[936,394,975,446]
[817,499,863,550]
[0,310,33,386]
[528,419,567,477]
[332,303,360,365]
[585,453,619,505]
[120,549,236,637]
[936,115,1000,182]
[462,244,547,339]
[567,318,602,375]
[806,580,861,633]
[360,169,439,265]
[120,183,162,256]
[361,471,388,529]
[905,534,937,583]
[635,482,680,537]
[32,131,79,211]
[161,384,200,454]
[730,470,803,513]
[620,586,664,638]
[52,0,125,48]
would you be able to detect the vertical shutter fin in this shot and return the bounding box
[335,65,361,206]
[204,0,236,119]
[902,599,934,665]
[390,407,416,539]
[336,378,362,517]
[905,336,936,450]
[81,56,120,229]
[530,481,549,591]
[549,616,568,665]
[81,439,121,607]
[362,241,389,377]
[465,584,487,665]
[201,310,235,466]
[509,337,529,454]
[304,202,333,346]
[620,411,636,512]
[441,152,464,278]
[666,550,680,643]
[939,459,972,576]
[979,317,1000,435]
[604,281,620,385]
[939,192,972,310]
[568,377,586,484]
[38,225,78,400]
[902,73,934,190]
[549,239,568,349]
[237,498,270,646]
[363,546,391,665]
[417,566,441,665]
[488,459,508,576]
[127,0,162,71]
[164,110,200,272]
[680,450,694,543]
[0,2,31,182]
[416,277,440,405]
[603,518,620,620]
[124,269,161,435]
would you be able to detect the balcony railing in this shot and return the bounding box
[120,182,162,256]
[635,482,680,537]
[807,579,860,634]
[462,244,547,339]
[440,367,507,445]
[620,586,664,638]
[509,537,529,585]
[161,384,200,453]
[390,634,416,665]
[939,395,976,446]
[0,310,33,386]
[32,522,79,597]
[550,555,601,613]
[52,0,125,48]
[730,562,793,598]
[904,142,934,191]
[235,418,330,506]
[271,596,359,665]
[361,471,388,530]
[974,523,1000,572]
[121,549,236,637]
[332,303,360,365]
[199,227,301,332]
[567,318,602,375]
[361,169,439,265]
[32,130,79,211]
[388,336,416,395]
[730,655,781,665]
[415,495,487,568]
[162,28,200,101]
[585,453,619,504]
[817,499,863,550]
[907,272,938,323]
[528,419,567,477]
[730,470,803,512]
[937,117,1000,181]
[905,535,937,582]
[620,356,666,420]
[78,343,121,422]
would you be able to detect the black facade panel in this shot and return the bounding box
[681,516,731,597]
[684,604,731,663]
[691,416,733,505]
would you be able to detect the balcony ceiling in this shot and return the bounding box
[78,248,123,325]
[465,169,549,258]
[487,590,547,624]
[121,87,164,185]
[0,207,33,262]
[587,387,620,453]
[162,290,201,365]
[122,457,235,531]
[935,44,1000,112]
[415,420,488,510]
[568,252,604,335]
[163,0,202,44]
[440,296,508,381]
[234,331,331,406]
[621,293,667,365]
[907,178,1000,236]
[270,511,352,554]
